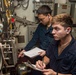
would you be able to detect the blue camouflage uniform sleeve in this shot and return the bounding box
[24,24,40,51]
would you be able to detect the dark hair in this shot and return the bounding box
[37,5,52,15]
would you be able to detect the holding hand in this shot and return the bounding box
[36,60,46,70]
[38,50,46,57]
[42,69,57,75]
[18,50,25,58]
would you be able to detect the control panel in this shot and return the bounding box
[27,25,38,42]
[54,3,71,15]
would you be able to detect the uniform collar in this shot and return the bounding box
[45,25,53,34]
[53,36,75,60]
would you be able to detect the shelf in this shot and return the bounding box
[4,51,12,53]
[4,57,10,60]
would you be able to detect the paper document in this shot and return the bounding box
[23,62,43,71]
[23,47,44,58]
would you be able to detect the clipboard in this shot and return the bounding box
[23,61,43,71]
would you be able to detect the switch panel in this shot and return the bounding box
[27,25,38,42]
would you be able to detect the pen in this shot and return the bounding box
[38,60,44,70]
[27,60,35,69]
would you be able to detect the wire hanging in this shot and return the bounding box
[14,0,29,10]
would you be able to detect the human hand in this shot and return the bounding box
[42,69,57,75]
[36,60,46,70]
[18,50,25,58]
[38,50,46,57]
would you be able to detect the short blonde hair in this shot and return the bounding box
[52,14,73,28]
